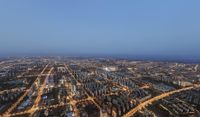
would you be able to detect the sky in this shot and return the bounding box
[0,0,200,59]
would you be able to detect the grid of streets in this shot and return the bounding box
[0,57,200,117]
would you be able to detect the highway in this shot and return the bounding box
[122,85,200,117]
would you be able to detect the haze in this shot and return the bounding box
[0,1,200,59]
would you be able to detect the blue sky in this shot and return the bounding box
[0,0,200,58]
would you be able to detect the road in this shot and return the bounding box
[9,64,103,117]
[29,67,54,116]
[2,64,49,117]
[64,64,103,116]
[6,66,53,117]
[122,85,199,117]
[9,103,67,117]
[0,88,25,95]
[63,74,79,116]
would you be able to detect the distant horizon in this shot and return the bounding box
[1,53,200,64]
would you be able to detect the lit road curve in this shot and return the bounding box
[122,85,200,117]
[2,64,49,117]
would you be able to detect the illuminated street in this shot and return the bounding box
[0,57,200,117]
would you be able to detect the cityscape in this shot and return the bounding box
[0,57,200,117]
[1,1,200,117]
